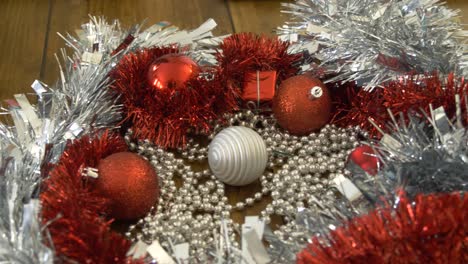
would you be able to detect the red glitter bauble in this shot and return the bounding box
[348,145,379,175]
[96,152,159,220]
[147,54,200,90]
[273,75,331,135]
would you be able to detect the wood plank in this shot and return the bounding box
[42,0,234,84]
[447,0,468,27]
[0,0,49,101]
[228,0,292,34]
[85,0,233,35]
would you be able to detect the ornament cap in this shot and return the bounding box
[309,86,323,99]
[82,167,99,178]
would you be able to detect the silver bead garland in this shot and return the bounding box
[126,109,362,260]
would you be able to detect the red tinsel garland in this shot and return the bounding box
[110,47,237,148]
[297,192,468,264]
[331,74,468,138]
[40,131,140,264]
[217,33,301,99]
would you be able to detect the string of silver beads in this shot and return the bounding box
[126,136,236,258]
[263,124,361,241]
[126,109,363,260]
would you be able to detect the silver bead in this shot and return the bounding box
[235,202,245,210]
[298,149,307,156]
[262,216,271,224]
[254,192,262,200]
[298,165,308,174]
[308,164,317,173]
[271,191,280,199]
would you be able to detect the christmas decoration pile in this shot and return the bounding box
[0,1,467,263]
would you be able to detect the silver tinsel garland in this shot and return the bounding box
[0,17,124,263]
[60,15,223,66]
[0,122,52,263]
[370,105,468,196]
[0,18,123,263]
[346,101,468,202]
[280,0,468,90]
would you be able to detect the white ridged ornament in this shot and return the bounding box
[208,126,268,186]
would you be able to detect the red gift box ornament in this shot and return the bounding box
[242,70,277,104]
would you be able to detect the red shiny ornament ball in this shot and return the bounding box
[147,54,200,90]
[272,75,332,135]
[348,145,379,175]
[96,152,159,220]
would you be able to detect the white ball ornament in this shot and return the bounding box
[208,126,268,186]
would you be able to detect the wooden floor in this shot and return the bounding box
[0,0,466,102]
[0,0,466,100]
[0,0,466,223]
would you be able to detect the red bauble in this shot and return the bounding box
[348,145,379,175]
[273,75,332,135]
[147,54,200,90]
[96,152,159,220]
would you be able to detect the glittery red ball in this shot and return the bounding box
[273,75,332,135]
[147,54,200,90]
[349,145,379,175]
[96,152,159,220]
